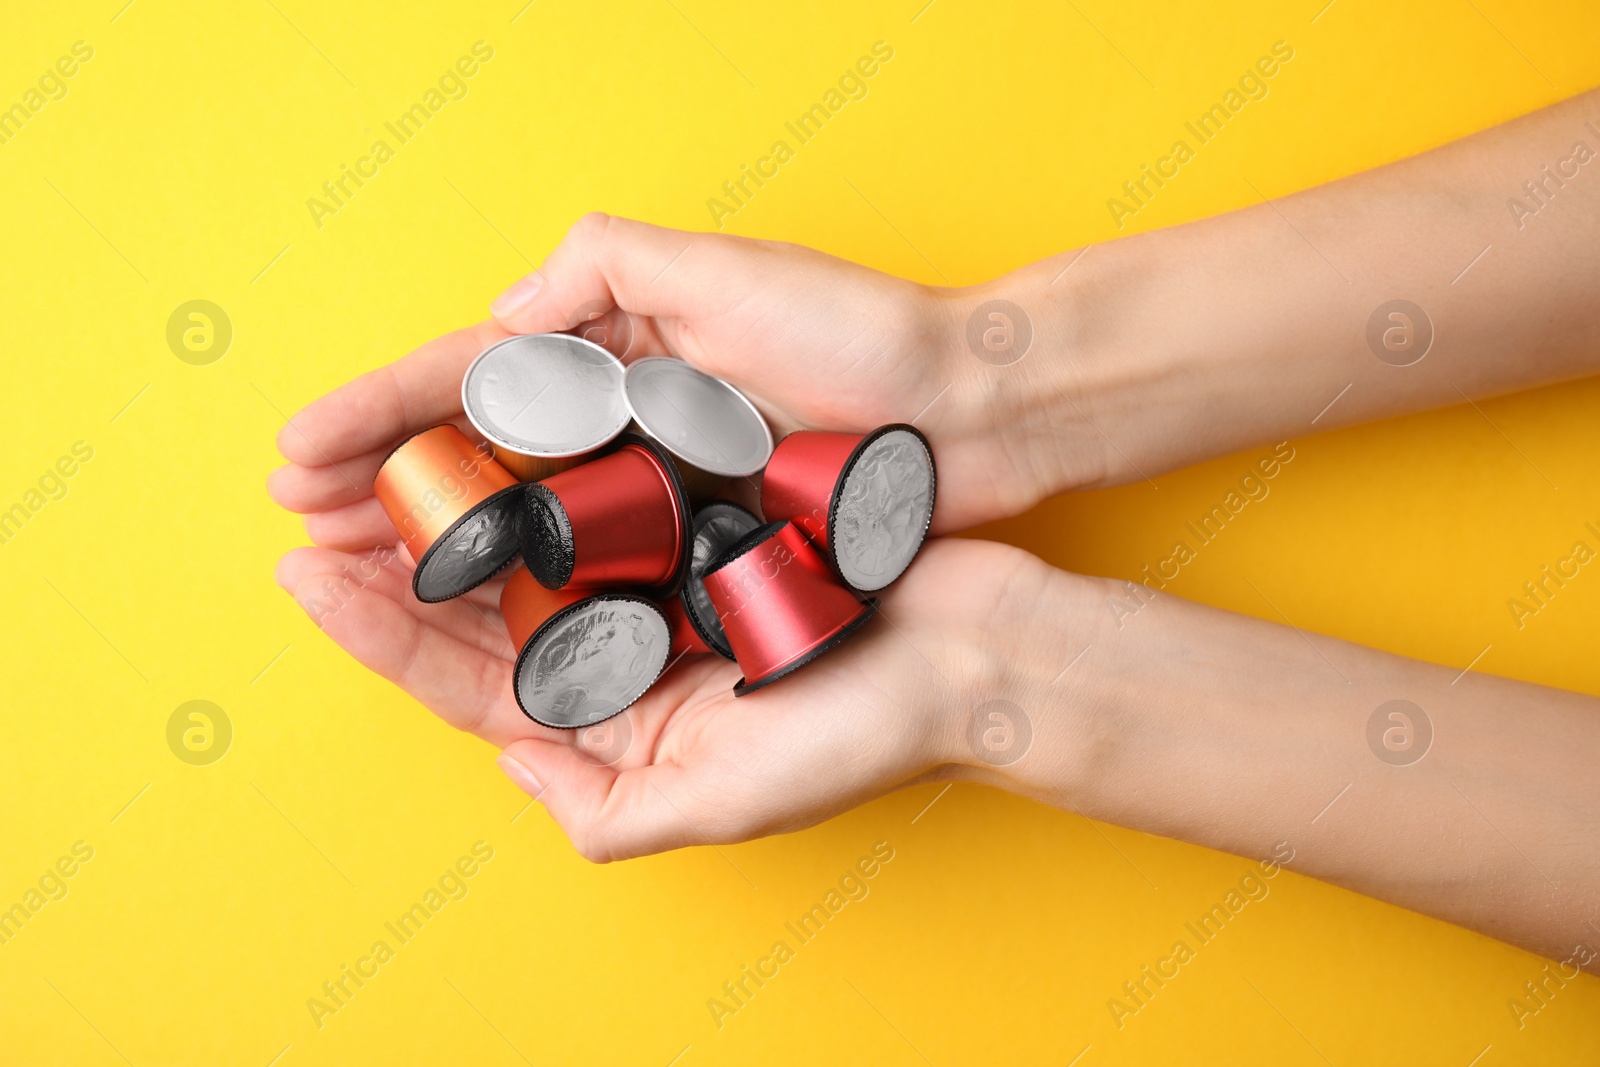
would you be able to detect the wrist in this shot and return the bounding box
[927,546,1116,796]
[928,254,1143,519]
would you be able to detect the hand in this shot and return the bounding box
[485,212,1059,531]
[265,213,1078,554]
[273,534,1062,861]
[262,214,1091,861]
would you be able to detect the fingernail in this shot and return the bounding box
[497,752,545,798]
[265,465,288,504]
[490,273,543,318]
[296,597,326,627]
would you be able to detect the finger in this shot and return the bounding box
[302,497,395,552]
[276,546,510,658]
[567,306,639,362]
[460,571,511,611]
[268,447,388,513]
[497,740,708,862]
[489,214,756,335]
[285,563,539,746]
[277,322,510,466]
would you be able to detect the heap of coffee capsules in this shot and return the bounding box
[372,333,937,729]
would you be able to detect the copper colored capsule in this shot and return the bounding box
[461,333,631,482]
[373,425,525,603]
[760,424,936,594]
[702,521,876,697]
[517,434,692,598]
[621,357,772,500]
[499,565,670,728]
[623,422,727,503]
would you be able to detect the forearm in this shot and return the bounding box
[958,87,1600,497]
[953,560,1600,969]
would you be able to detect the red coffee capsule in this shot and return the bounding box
[517,434,692,598]
[373,424,526,603]
[499,564,670,728]
[702,521,876,697]
[664,500,762,661]
[760,424,936,593]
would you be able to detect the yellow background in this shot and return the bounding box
[2,0,1597,1062]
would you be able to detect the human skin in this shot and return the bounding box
[270,88,1600,971]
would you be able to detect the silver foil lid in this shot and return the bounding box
[516,597,669,728]
[621,357,773,478]
[832,428,935,592]
[413,488,523,603]
[462,334,629,459]
[683,501,762,655]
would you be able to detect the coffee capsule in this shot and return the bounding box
[702,521,876,697]
[760,424,936,593]
[623,425,726,503]
[500,565,670,728]
[373,425,525,603]
[663,597,712,658]
[668,500,761,661]
[517,434,692,598]
[622,357,772,494]
[462,333,630,481]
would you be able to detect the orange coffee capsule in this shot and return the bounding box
[373,425,526,603]
[499,564,670,728]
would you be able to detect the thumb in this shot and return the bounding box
[497,737,720,862]
[488,213,746,336]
